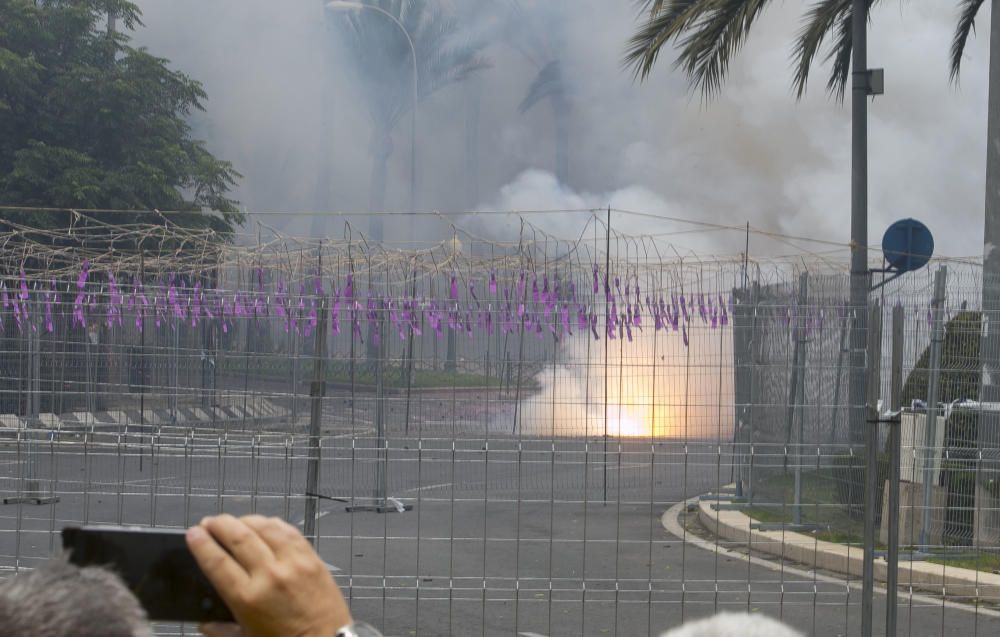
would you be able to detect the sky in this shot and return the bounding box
[130,0,992,261]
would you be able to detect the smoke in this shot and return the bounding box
[130,0,990,258]
[128,0,991,441]
[468,169,726,255]
[517,324,735,440]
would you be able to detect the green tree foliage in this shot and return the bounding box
[901,310,982,407]
[0,0,242,236]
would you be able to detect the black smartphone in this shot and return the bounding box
[61,525,234,623]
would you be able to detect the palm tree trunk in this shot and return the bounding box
[465,76,482,207]
[367,128,392,362]
[553,95,571,185]
[311,15,335,241]
[368,129,393,242]
[312,137,333,238]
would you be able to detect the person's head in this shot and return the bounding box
[661,611,802,637]
[0,557,151,637]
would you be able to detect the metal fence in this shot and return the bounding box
[1,218,999,636]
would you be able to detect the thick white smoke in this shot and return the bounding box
[128,0,990,440]
[516,324,735,440]
[130,0,991,258]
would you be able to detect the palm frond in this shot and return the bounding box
[672,0,773,99]
[415,7,491,98]
[623,0,710,82]
[518,60,565,113]
[791,0,849,98]
[635,0,670,16]
[334,0,489,131]
[800,0,879,102]
[950,0,985,82]
[824,9,853,101]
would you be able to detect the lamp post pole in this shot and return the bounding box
[851,0,874,632]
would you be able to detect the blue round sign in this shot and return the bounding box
[882,218,934,273]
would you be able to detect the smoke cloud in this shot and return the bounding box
[517,325,735,440]
[127,0,989,439]
[131,0,990,259]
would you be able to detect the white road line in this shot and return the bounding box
[325,429,375,439]
[122,475,176,486]
[402,482,453,493]
[296,507,336,527]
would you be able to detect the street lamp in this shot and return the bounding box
[327,1,418,243]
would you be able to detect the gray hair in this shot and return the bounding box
[0,556,152,637]
[661,611,803,637]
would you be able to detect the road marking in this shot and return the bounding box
[402,482,452,493]
[122,476,176,486]
[296,507,336,527]
[325,429,375,439]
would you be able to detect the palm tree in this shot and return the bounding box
[334,0,488,241]
[519,59,572,185]
[504,2,574,185]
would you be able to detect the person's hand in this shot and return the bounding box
[186,514,351,637]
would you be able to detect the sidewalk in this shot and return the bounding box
[683,491,1000,603]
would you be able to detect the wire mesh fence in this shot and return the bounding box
[1,215,1000,635]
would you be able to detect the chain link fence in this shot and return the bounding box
[1,218,999,635]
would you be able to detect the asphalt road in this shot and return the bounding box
[1,398,998,636]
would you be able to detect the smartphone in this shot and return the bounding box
[61,525,234,623]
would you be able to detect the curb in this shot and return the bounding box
[0,397,290,434]
[660,494,1000,612]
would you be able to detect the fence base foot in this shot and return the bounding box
[3,495,60,505]
[345,504,413,514]
[346,497,413,514]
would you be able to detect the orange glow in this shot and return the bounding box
[517,327,734,440]
[608,415,646,438]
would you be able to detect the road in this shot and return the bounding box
[1,393,997,635]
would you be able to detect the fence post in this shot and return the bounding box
[861,302,883,637]
[786,273,809,524]
[374,296,386,505]
[748,280,761,503]
[828,317,850,444]
[27,296,40,496]
[404,268,416,435]
[304,258,329,545]
[886,304,904,637]
[920,266,948,551]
